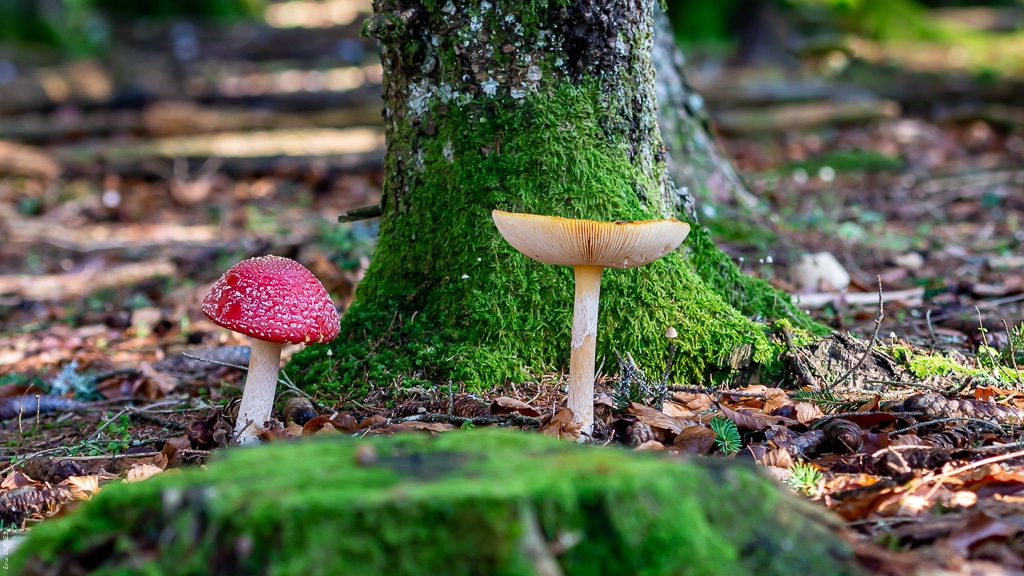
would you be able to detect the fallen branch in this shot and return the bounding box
[712,99,900,134]
[0,259,177,301]
[54,127,384,165]
[0,141,61,179]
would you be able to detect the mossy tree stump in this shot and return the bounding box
[287,0,819,394]
[14,430,864,575]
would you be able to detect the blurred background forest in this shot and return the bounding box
[2,0,1024,377]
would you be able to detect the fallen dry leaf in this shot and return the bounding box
[160,436,192,467]
[256,421,290,442]
[302,416,345,436]
[794,402,825,424]
[490,397,541,418]
[634,440,665,451]
[830,480,905,521]
[61,475,103,499]
[629,402,697,435]
[757,447,796,469]
[540,407,581,440]
[719,405,796,431]
[284,421,305,437]
[135,361,179,399]
[0,140,61,179]
[331,412,361,433]
[944,512,1019,555]
[359,414,387,430]
[124,464,164,483]
[763,388,794,414]
[948,491,979,508]
[662,400,699,419]
[673,425,716,455]
[670,391,714,412]
[2,471,40,489]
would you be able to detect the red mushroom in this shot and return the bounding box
[202,255,339,444]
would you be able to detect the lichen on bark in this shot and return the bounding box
[287,0,817,395]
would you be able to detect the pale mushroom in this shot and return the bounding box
[491,210,690,437]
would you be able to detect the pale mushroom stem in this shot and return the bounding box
[234,338,283,445]
[568,264,603,437]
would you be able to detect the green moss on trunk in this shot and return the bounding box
[287,0,818,395]
[14,430,864,575]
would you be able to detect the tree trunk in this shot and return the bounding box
[289,0,818,394]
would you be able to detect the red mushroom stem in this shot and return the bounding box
[234,338,284,444]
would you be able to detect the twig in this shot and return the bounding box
[825,410,926,421]
[128,411,188,431]
[89,407,132,442]
[828,276,884,391]
[173,448,213,462]
[184,351,317,404]
[894,293,1024,329]
[926,309,937,351]
[181,352,247,371]
[977,306,990,349]
[276,370,316,403]
[891,417,1005,434]
[861,379,955,396]
[0,447,63,476]
[87,399,184,443]
[667,384,722,394]
[921,447,1024,500]
[58,451,161,462]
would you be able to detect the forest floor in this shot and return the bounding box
[3,1,1024,574]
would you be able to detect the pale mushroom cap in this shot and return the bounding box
[492,210,690,269]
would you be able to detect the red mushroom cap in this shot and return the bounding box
[202,255,340,344]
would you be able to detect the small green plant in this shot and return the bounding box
[104,413,133,454]
[65,412,135,457]
[786,460,824,496]
[709,416,741,454]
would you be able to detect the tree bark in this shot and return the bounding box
[289,0,818,394]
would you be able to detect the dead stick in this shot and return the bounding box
[922,448,1024,500]
[828,276,884,391]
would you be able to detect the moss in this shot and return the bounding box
[891,346,1023,383]
[289,0,823,397]
[290,81,786,394]
[14,430,864,575]
[770,149,905,176]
